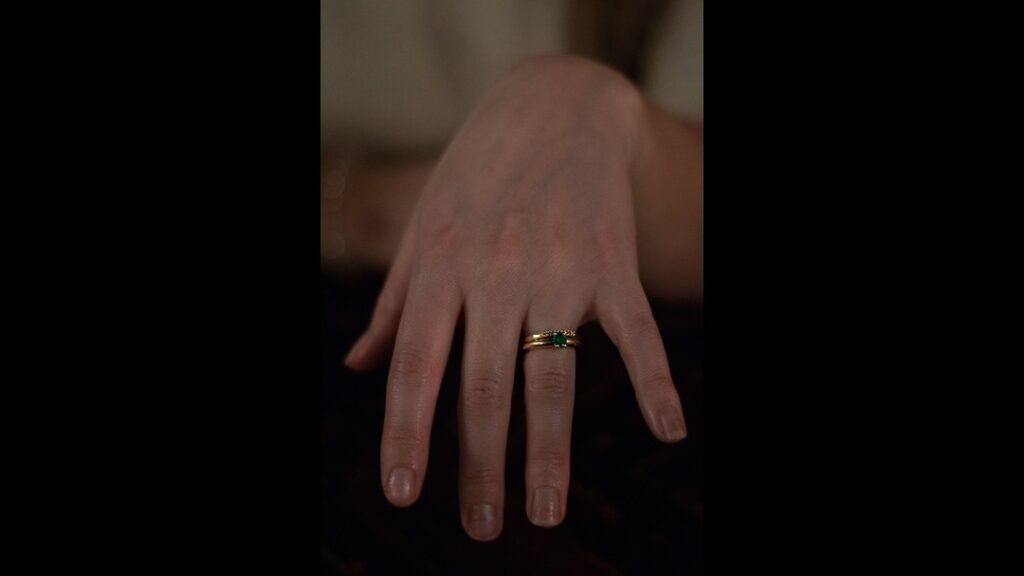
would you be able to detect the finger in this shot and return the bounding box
[522,300,584,528]
[345,221,418,370]
[457,294,523,541]
[596,277,687,443]
[380,275,461,507]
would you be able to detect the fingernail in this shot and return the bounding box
[466,503,500,541]
[386,467,416,506]
[530,486,561,527]
[344,335,367,368]
[659,406,688,442]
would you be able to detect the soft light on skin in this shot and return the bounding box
[342,55,695,541]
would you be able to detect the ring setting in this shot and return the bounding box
[522,330,580,351]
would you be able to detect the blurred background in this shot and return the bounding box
[321,1,703,573]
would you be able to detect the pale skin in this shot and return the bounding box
[342,54,702,542]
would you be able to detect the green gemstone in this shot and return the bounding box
[553,333,568,347]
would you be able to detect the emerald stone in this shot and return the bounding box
[553,333,568,347]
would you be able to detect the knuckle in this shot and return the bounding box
[528,448,568,475]
[526,365,572,399]
[580,247,619,279]
[382,428,423,449]
[462,372,507,408]
[425,219,457,245]
[390,347,433,385]
[592,227,632,264]
[462,466,503,487]
[482,225,527,273]
[492,218,524,253]
[619,309,660,342]
[638,372,675,395]
[419,220,460,260]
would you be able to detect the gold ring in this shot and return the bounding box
[522,330,580,351]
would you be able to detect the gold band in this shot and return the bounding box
[522,330,580,351]
[522,338,581,351]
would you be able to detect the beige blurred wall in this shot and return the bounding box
[321,0,568,153]
[646,0,703,125]
[321,0,702,153]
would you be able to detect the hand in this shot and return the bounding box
[344,55,688,541]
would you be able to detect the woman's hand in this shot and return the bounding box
[344,55,689,541]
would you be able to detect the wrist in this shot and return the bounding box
[632,101,704,300]
[493,54,647,156]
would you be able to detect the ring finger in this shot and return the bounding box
[522,298,586,527]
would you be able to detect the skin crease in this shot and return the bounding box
[342,54,700,542]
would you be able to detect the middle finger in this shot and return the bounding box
[458,293,525,541]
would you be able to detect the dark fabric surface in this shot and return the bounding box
[321,269,703,575]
